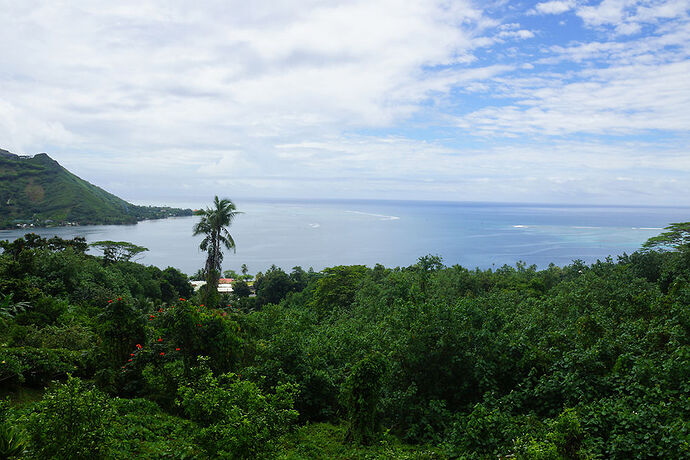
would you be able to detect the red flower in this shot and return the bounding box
[127,359,132,362]
[158,337,163,342]
[136,344,142,349]
[160,352,165,356]
[107,300,113,303]
[175,347,180,351]
[117,297,122,301]
[130,353,134,356]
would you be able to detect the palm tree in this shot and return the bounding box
[193,196,241,300]
[0,293,30,325]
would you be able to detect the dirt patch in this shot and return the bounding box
[25,183,45,202]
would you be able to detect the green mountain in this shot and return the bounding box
[0,148,193,228]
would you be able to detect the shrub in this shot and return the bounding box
[341,353,386,445]
[25,376,114,458]
[23,324,95,350]
[513,408,583,459]
[0,347,90,385]
[443,403,539,459]
[178,361,299,458]
[107,398,200,459]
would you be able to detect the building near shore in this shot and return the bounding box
[217,278,234,293]
[191,278,235,293]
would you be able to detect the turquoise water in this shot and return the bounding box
[1,199,688,275]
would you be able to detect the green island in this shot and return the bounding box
[0,149,193,229]
[0,200,688,459]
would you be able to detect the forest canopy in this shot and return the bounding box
[0,229,688,459]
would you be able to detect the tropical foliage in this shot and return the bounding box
[89,241,149,265]
[0,224,688,458]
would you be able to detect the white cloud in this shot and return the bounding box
[0,0,489,143]
[0,1,688,205]
[457,59,690,136]
[534,0,576,15]
[577,0,690,35]
[498,29,535,39]
[0,100,76,152]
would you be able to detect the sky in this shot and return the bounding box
[1,0,689,206]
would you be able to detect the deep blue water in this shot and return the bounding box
[1,199,688,276]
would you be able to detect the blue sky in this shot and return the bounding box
[1,0,688,205]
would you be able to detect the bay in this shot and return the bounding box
[1,199,688,275]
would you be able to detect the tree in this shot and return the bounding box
[232,279,252,298]
[0,293,30,325]
[254,265,294,306]
[310,265,368,314]
[642,222,690,252]
[193,197,241,304]
[89,241,148,265]
[0,234,87,259]
[162,267,194,299]
[222,269,240,279]
[241,263,253,281]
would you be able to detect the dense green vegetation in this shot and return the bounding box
[0,149,192,228]
[1,227,689,458]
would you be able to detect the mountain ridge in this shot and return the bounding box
[0,148,193,228]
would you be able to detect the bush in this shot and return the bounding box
[25,376,114,458]
[341,353,387,445]
[178,361,299,458]
[0,347,90,385]
[443,403,538,459]
[107,398,200,459]
[23,324,95,350]
[513,408,583,459]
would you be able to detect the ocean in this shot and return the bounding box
[1,199,688,276]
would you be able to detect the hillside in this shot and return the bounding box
[0,148,193,228]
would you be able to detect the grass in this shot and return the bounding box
[0,386,46,408]
[277,423,447,460]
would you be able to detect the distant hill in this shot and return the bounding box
[0,148,193,228]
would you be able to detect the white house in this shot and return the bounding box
[191,278,235,293]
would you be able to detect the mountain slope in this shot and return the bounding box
[0,149,192,228]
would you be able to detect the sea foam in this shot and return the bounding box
[345,210,400,221]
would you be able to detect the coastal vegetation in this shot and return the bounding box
[193,196,241,306]
[0,149,192,229]
[0,219,689,458]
